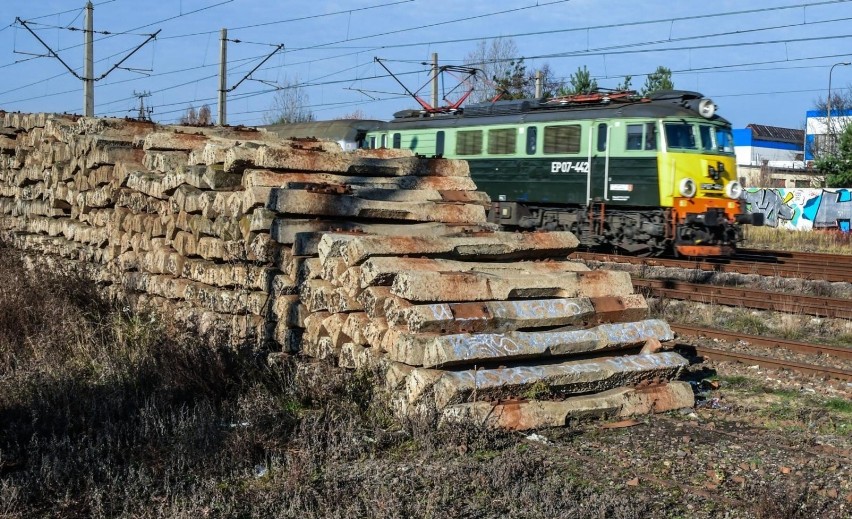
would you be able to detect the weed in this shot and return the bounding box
[762,403,797,421]
[719,375,754,389]
[725,313,769,335]
[744,226,852,254]
[764,388,800,400]
[824,397,852,414]
[522,380,551,400]
[827,333,852,346]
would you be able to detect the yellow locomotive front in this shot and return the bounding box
[656,101,763,256]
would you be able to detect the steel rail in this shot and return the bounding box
[680,344,852,381]
[671,324,852,360]
[736,248,852,266]
[632,278,852,319]
[571,251,852,283]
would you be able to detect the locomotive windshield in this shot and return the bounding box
[664,123,697,150]
[665,122,735,155]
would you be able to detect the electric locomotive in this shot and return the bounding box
[361,90,764,256]
[263,90,765,256]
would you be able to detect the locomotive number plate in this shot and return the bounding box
[550,161,590,174]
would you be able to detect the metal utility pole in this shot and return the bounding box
[16,4,160,118]
[133,90,152,120]
[431,53,439,109]
[218,28,227,126]
[219,40,284,126]
[84,1,94,117]
[827,61,850,148]
[535,70,542,99]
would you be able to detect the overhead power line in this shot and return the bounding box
[6,0,852,123]
[14,3,159,116]
[23,0,118,22]
[158,0,416,40]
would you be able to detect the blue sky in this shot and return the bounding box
[1,0,851,130]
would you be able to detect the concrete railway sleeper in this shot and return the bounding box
[0,111,698,430]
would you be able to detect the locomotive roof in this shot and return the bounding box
[385,90,730,130]
[262,119,385,141]
[257,92,730,137]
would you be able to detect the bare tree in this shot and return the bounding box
[464,37,520,103]
[263,76,315,125]
[339,109,368,120]
[180,104,213,125]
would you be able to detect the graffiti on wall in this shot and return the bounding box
[741,188,852,231]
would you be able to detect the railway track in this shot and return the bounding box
[571,251,852,283]
[672,324,852,381]
[736,248,852,268]
[632,278,852,319]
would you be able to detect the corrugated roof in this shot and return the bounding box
[746,124,804,144]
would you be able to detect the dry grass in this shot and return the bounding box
[2,244,846,518]
[743,226,852,254]
[0,246,666,519]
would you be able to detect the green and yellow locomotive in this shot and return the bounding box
[265,90,764,256]
[360,90,763,256]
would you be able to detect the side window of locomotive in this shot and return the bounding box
[543,125,581,154]
[664,123,698,150]
[715,128,734,153]
[699,125,714,151]
[526,126,537,155]
[597,123,607,152]
[487,128,517,155]
[644,122,657,150]
[380,135,387,148]
[436,131,445,156]
[369,136,377,149]
[456,130,483,155]
[626,124,643,150]
[627,123,656,151]
[392,133,401,149]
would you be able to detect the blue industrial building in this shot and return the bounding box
[804,108,852,161]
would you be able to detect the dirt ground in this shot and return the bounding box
[517,357,852,519]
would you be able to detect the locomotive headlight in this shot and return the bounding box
[725,180,743,199]
[698,98,716,118]
[679,178,697,198]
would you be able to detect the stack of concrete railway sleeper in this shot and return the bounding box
[0,112,694,429]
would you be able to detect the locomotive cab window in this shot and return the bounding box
[392,133,401,149]
[699,125,714,151]
[456,130,483,155]
[526,126,537,155]
[544,125,581,154]
[597,123,607,152]
[644,123,657,150]
[664,123,698,150]
[626,125,643,150]
[436,131,445,156]
[715,127,734,154]
[487,128,517,155]
[626,123,656,151]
